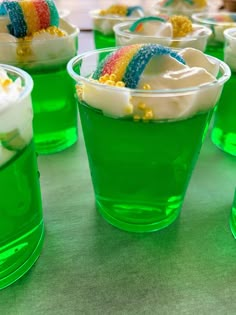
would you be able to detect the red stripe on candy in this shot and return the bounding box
[33,0,50,30]
[102,46,132,76]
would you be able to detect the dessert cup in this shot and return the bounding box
[89,7,144,49]
[0,64,44,289]
[67,46,230,233]
[192,12,236,60]
[114,20,211,51]
[0,18,79,155]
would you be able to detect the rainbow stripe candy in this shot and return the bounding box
[93,44,186,89]
[2,0,59,38]
[129,16,167,33]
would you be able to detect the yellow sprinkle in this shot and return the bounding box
[76,85,83,99]
[143,84,151,90]
[115,81,125,87]
[109,73,117,81]
[99,77,106,83]
[124,105,133,114]
[138,102,146,110]
[100,5,128,16]
[32,26,66,38]
[144,110,154,120]
[0,78,12,88]
[16,46,31,56]
[133,115,141,122]
[106,80,115,86]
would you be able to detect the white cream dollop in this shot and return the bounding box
[0,67,33,167]
[0,68,23,109]
[82,47,223,120]
[0,19,78,70]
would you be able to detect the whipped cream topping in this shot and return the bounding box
[0,19,78,69]
[0,67,22,109]
[114,19,211,51]
[0,67,33,167]
[79,47,226,121]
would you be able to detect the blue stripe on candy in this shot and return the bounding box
[3,1,27,38]
[45,0,59,26]
[123,44,186,89]
[0,3,6,15]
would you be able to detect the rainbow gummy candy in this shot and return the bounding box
[129,15,193,38]
[93,44,185,89]
[2,0,59,38]
[129,16,167,32]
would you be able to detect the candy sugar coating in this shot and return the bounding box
[129,16,167,32]
[93,43,185,88]
[2,0,59,38]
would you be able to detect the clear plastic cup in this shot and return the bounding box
[89,8,144,49]
[0,64,44,289]
[0,19,79,155]
[67,46,230,233]
[114,21,211,51]
[192,12,236,60]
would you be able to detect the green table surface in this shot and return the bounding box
[1,3,236,313]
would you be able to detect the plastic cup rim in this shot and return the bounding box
[113,21,212,40]
[192,12,236,26]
